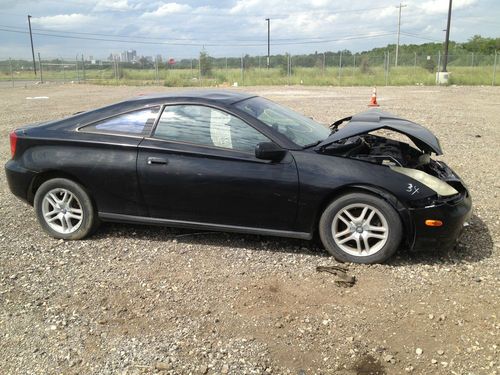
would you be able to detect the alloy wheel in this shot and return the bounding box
[41,188,84,234]
[331,203,389,257]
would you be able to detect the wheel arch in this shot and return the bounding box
[313,184,414,249]
[28,170,94,207]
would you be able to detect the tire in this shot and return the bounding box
[319,192,402,264]
[34,178,98,240]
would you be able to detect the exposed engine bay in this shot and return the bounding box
[319,134,464,195]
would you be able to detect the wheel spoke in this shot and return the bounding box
[45,195,58,208]
[342,209,357,223]
[64,192,74,206]
[338,233,355,244]
[44,210,58,218]
[337,214,351,226]
[61,191,68,204]
[47,213,62,223]
[367,232,386,240]
[64,215,74,232]
[365,210,376,225]
[48,192,61,205]
[68,212,82,220]
[334,228,352,239]
[358,207,369,221]
[354,236,362,253]
[367,225,387,233]
[362,235,370,252]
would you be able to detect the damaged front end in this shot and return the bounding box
[315,109,468,201]
[315,109,472,251]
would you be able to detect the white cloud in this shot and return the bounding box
[142,2,191,17]
[417,0,478,15]
[32,14,97,30]
[93,0,131,12]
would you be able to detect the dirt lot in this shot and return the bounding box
[0,84,499,375]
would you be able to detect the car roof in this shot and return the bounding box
[38,90,258,131]
[127,89,256,106]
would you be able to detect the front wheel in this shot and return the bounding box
[319,192,403,264]
[34,178,98,240]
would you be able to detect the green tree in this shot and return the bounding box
[199,49,212,77]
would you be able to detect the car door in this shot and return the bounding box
[137,103,299,231]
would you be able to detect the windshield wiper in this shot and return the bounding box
[302,140,323,149]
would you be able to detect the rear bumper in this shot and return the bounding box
[409,192,472,251]
[4,160,37,204]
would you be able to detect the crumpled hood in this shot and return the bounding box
[316,109,443,155]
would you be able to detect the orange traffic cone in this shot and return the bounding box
[368,87,380,107]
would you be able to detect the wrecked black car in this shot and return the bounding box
[5,91,471,264]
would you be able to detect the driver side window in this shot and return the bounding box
[154,105,270,153]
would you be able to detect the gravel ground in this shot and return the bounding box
[0,84,499,375]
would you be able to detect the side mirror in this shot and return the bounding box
[255,142,287,162]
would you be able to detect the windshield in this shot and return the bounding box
[234,97,330,147]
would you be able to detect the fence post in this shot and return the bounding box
[286,52,290,86]
[240,54,244,84]
[75,55,79,82]
[38,53,43,84]
[493,50,498,86]
[353,54,356,77]
[471,52,474,67]
[9,58,14,87]
[414,52,417,76]
[82,55,86,82]
[323,52,326,75]
[385,51,390,86]
[338,51,342,84]
[199,58,202,86]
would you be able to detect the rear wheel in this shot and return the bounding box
[34,178,98,240]
[319,192,402,264]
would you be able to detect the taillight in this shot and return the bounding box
[9,131,18,158]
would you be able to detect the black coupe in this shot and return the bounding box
[5,90,471,263]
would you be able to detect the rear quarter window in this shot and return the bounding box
[81,106,160,136]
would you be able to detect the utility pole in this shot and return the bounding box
[395,3,407,67]
[442,0,453,72]
[265,18,270,69]
[27,15,37,75]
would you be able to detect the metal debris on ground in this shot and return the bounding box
[316,265,356,287]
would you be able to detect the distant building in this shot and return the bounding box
[118,50,137,63]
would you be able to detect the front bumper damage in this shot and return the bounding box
[409,190,472,251]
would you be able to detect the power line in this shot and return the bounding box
[0,27,396,47]
[401,31,441,42]
[0,23,389,43]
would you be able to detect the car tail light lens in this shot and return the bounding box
[9,131,18,158]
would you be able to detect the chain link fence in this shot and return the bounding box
[0,52,498,88]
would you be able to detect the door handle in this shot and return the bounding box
[147,157,168,165]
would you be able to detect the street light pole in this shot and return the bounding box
[442,0,453,72]
[27,15,37,76]
[265,18,270,69]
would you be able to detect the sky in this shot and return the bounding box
[0,0,498,60]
